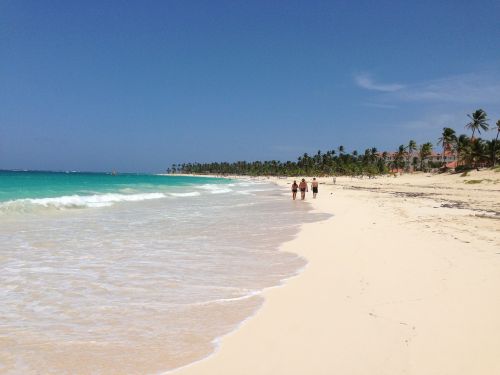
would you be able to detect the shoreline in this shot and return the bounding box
[163,182,323,375]
[172,170,500,374]
[1,177,312,374]
[163,241,313,375]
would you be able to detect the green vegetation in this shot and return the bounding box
[438,127,456,157]
[466,109,489,138]
[172,149,389,176]
[172,109,500,176]
[418,142,433,172]
[493,120,500,167]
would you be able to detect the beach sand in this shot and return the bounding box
[173,170,500,375]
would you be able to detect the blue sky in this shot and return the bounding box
[1,0,499,172]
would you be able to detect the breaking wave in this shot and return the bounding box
[0,192,167,212]
[169,192,201,197]
[198,184,233,194]
[0,182,264,214]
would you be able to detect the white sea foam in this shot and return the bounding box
[169,192,201,197]
[189,290,262,306]
[119,187,140,193]
[209,188,233,194]
[0,192,166,211]
[0,181,261,214]
[236,188,274,195]
[198,184,233,194]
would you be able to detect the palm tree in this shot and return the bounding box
[408,140,416,153]
[456,134,472,168]
[486,140,499,168]
[466,109,489,139]
[314,150,322,171]
[418,142,433,171]
[393,145,407,172]
[437,127,457,168]
[493,120,500,167]
[470,139,487,170]
[407,140,417,171]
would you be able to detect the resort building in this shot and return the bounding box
[379,150,458,171]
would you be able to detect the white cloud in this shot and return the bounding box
[399,113,460,130]
[354,73,405,92]
[374,72,500,105]
[363,102,398,109]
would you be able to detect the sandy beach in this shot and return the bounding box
[173,170,500,375]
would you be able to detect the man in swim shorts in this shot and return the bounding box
[291,180,298,200]
[298,178,308,200]
[311,177,319,199]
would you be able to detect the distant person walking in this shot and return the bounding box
[311,178,319,199]
[291,180,298,200]
[332,176,336,185]
[299,178,308,200]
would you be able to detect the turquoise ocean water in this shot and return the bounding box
[0,170,324,373]
[0,170,227,205]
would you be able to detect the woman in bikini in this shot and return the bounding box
[298,178,308,200]
[291,180,298,200]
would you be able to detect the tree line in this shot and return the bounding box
[170,109,500,176]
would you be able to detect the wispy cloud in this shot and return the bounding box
[394,73,500,104]
[363,102,398,109]
[357,71,500,105]
[399,113,461,130]
[354,73,405,92]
